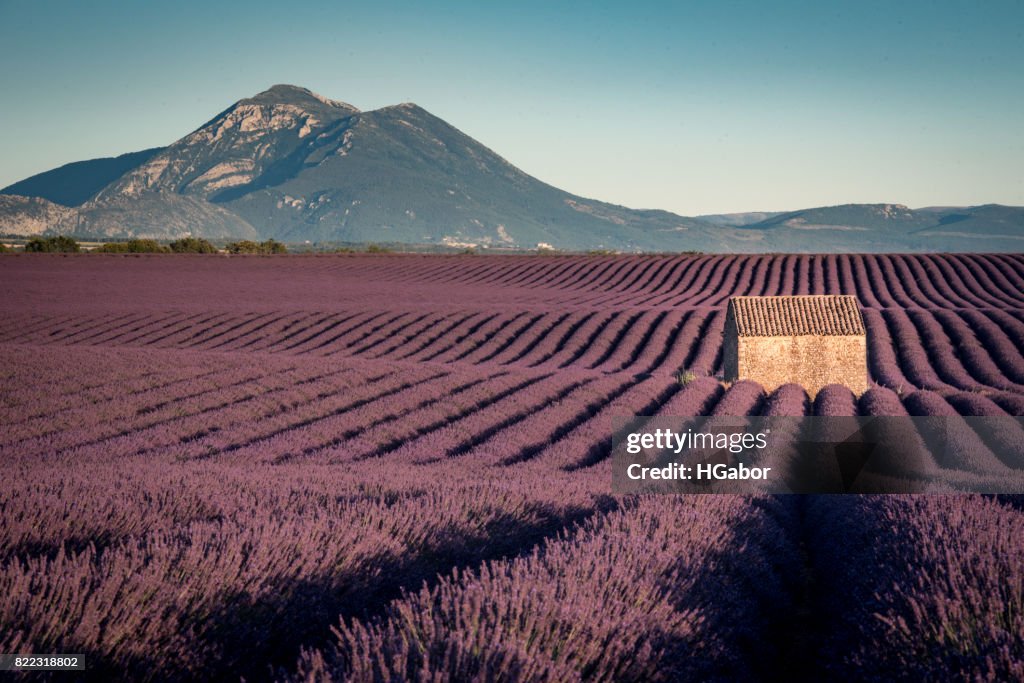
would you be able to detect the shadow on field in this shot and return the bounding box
[630,495,808,682]
[83,496,618,682]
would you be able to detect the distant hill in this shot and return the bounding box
[697,211,784,227]
[1,84,1022,252]
[739,203,1024,252]
[915,203,1024,239]
[745,204,932,232]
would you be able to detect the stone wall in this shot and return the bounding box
[724,334,868,397]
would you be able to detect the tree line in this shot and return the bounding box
[7,237,289,254]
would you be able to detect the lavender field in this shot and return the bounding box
[2,253,1023,681]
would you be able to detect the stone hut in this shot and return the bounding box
[723,295,868,397]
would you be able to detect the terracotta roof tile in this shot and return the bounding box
[727,295,866,337]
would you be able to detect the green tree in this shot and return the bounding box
[96,239,169,253]
[225,240,260,254]
[0,243,9,253]
[225,239,288,254]
[25,235,80,253]
[261,239,287,254]
[168,237,217,253]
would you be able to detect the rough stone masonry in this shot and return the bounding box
[723,294,868,397]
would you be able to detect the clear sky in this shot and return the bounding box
[1,0,1021,215]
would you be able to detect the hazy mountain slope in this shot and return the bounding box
[914,204,1024,237]
[1,148,163,207]
[697,211,784,226]
[0,195,77,235]
[75,193,259,240]
[740,203,1024,251]
[745,204,932,232]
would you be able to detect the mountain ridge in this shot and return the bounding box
[2,85,1022,252]
[3,148,165,207]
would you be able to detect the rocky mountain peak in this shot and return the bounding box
[241,84,359,114]
[98,86,363,201]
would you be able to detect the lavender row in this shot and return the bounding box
[805,495,1024,680]
[0,460,613,682]
[294,495,800,682]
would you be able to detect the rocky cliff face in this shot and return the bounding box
[96,85,359,202]
[60,85,354,239]
[75,193,259,239]
[0,195,77,235]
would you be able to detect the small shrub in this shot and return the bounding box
[168,237,217,254]
[261,239,287,254]
[224,240,259,254]
[365,244,392,254]
[0,243,9,253]
[225,239,288,255]
[674,370,699,386]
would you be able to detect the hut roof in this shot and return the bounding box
[727,295,865,337]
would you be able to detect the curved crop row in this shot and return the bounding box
[806,495,1024,681]
[298,495,800,682]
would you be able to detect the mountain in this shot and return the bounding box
[2,85,715,249]
[204,98,713,248]
[88,85,716,249]
[1,84,1022,251]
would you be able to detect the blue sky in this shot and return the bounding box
[0,0,1021,214]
